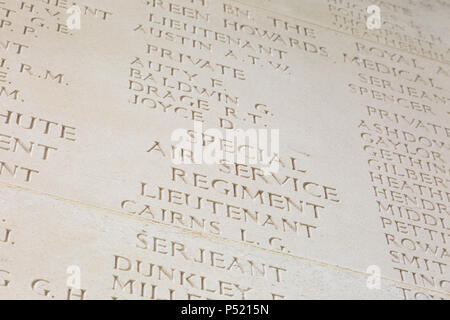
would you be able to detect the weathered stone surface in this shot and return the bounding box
[0,0,448,299]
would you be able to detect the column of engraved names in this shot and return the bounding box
[118,0,304,300]
[327,0,449,63]
[0,0,113,300]
[347,40,450,298]
[122,0,341,259]
[0,0,113,183]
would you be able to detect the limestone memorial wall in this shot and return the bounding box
[0,0,449,300]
